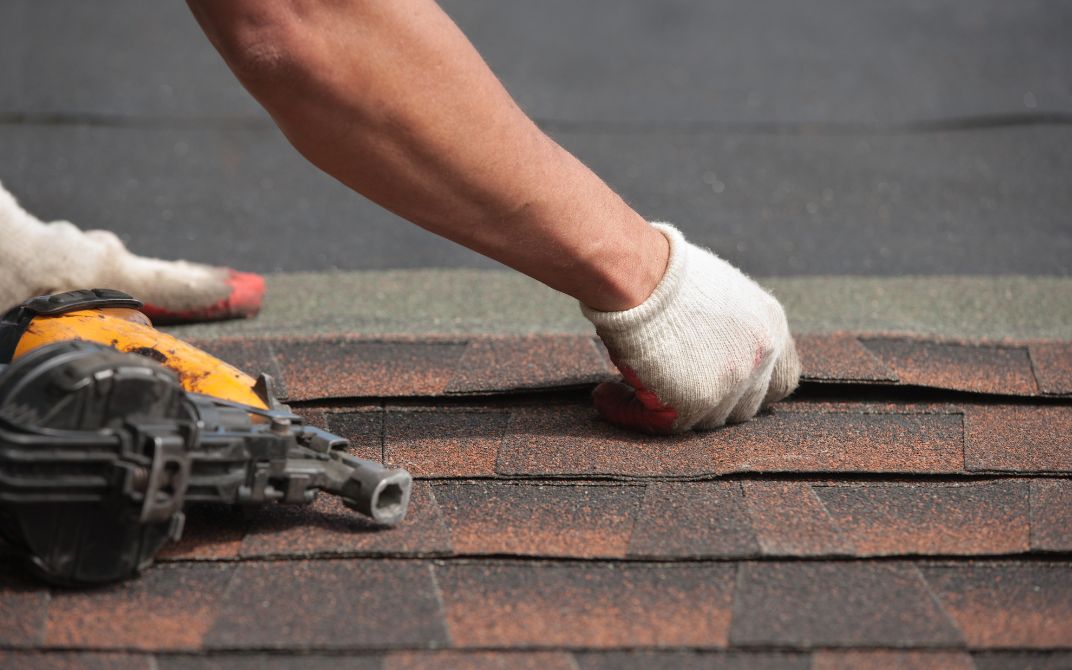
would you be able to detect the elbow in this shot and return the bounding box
[192,3,320,99]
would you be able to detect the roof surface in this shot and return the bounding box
[3,273,1070,669]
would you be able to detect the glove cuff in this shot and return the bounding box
[579,222,687,332]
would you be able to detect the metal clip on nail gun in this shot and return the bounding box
[0,289,412,587]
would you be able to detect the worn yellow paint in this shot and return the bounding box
[14,308,268,409]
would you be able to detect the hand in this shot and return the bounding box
[581,223,800,434]
[0,180,264,323]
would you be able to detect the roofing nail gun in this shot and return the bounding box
[0,289,412,587]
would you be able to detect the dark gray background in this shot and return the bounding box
[1,0,1069,275]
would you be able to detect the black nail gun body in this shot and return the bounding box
[0,290,411,587]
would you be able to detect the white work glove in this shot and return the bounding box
[0,180,263,322]
[581,223,800,434]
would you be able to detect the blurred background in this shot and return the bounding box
[0,0,1069,276]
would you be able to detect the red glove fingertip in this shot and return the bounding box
[593,381,678,435]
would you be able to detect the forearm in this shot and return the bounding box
[186,0,666,310]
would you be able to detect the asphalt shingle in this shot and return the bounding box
[434,482,643,558]
[1030,479,1072,551]
[921,562,1072,649]
[813,481,1031,556]
[811,651,975,670]
[1029,343,1072,395]
[203,560,448,650]
[436,561,736,648]
[741,481,853,557]
[43,564,234,651]
[861,339,1039,396]
[0,652,152,670]
[729,562,964,647]
[963,405,1072,472]
[796,333,897,383]
[273,339,466,400]
[444,335,613,394]
[627,482,760,558]
[385,409,508,477]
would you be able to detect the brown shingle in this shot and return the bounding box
[204,560,448,649]
[384,409,508,477]
[811,651,974,670]
[741,481,853,556]
[436,561,735,648]
[972,651,1072,669]
[729,562,963,647]
[922,562,1072,648]
[575,651,809,670]
[434,482,642,558]
[324,407,385,463]
[861,338,1038,395]
[712,411,964,474]
[796,334,897,383]
[445,336,613,394]
[627,482,760,558]
[496,405,712,477]
[963,405,1072,472]
[1030,342,1072,395]
[384,651,577,670]
[238,482,450,558]
[44,564,234,651]
[157,654,380,670]
[0,563,49,647]
[273,339,465,400]
[0,652,151,670]
[813,481,1030,555]
[1031,479,1072,551]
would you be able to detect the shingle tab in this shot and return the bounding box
[496,405,712,477]
[741,482,853,556]
[44,564,235,651]
[273,339,465,400]
[434,482,642,558]
[712,411,965,474]
[325,408,385,463]
[575,651,809,670]
[158,654,381,670]
[238,482,451,558]
[384,651,577,670]
[814,481,1030,555]
[921,563,1072,648]
[445,336,613,394]
[0,652,152,670]
[861,339,1038,395]
[385,409,508,477]
[729,562,963,647]
[1030,343,1072,395]
[1031,479,1072,551]
[204,560,448,650]
[811,651,974,670]
[972,651,1072,670]
[964,405,1072,472]
[436,561,735,648]
[627,482,760,558]
[797,334,897,383]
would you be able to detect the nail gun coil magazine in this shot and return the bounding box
[0,291,412,587]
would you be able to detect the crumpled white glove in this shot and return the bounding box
[581,222,800,434]
[0,180,263,322]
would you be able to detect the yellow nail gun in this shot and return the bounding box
[0,289,412,587]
